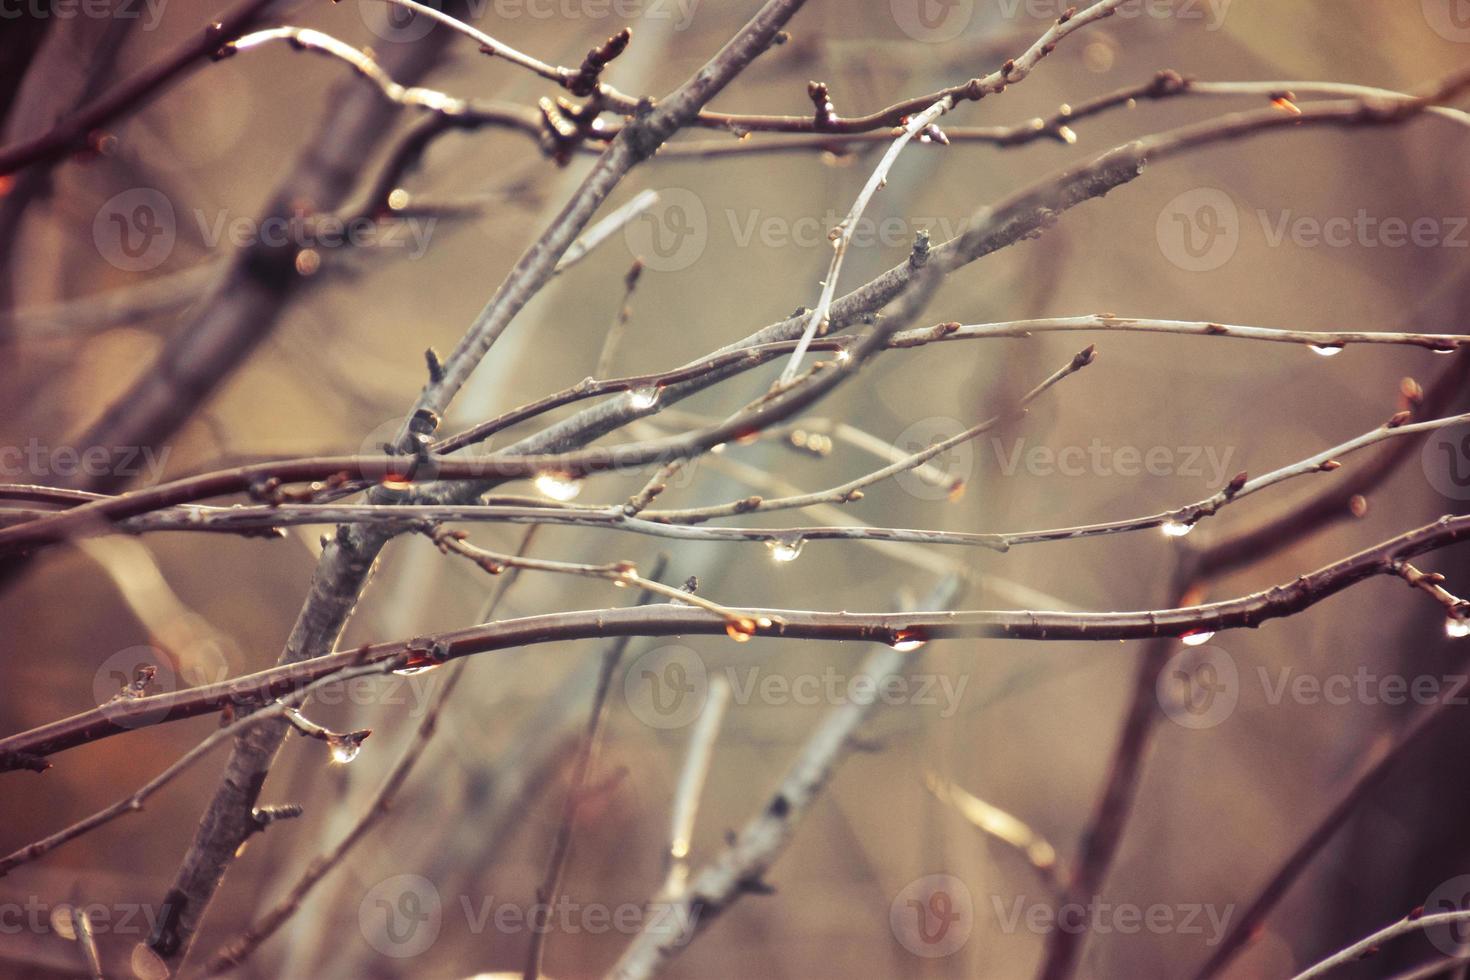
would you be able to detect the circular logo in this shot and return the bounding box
[356,415,443,484]
[890,0,975,43]
[892,417,973,501]
[1156,644,1238,729]
[623,645,708,729]
[1423,424,1470,500]
[1156,188,1239,272]
[1425,875,1470,955]
[94,188,175,272]
[1424,0,1470,42]
[359,0,440,43]
[94,645,178,729]
[359,874,442,959]
[622,188,708,272]
[890,874,974,958]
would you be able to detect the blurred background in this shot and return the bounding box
[3,0,1470,976]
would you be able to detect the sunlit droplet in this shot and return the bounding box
[393,663,442,677]
[1161,520,1194,538]
[766,537,804,563]
[387,187,411,211]
[50,905,77,941]
[889,629,927,652]
[630,386,660,410]
[534,472,583,501]
[294,249,321,277]
[327,733,365,764]
[1182,630,1215,647]
[1056,125,1078,145]
[1310,344,1343,357]
[726,618,757,642]
[1447,616,1470,639]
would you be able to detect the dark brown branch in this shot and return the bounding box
[6,513,1470,770]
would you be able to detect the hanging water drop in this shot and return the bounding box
[1161,520,1194,538]
[1181,630,1215,646]
[1447,616,1470,639]
[1310,344,1343,357]
[393,662,442,677]
[889,629,927,652]
[327,732,366,764]
[726,618,757,643]
[766,537,805,563]
[534,471,583,502]
[630,386,660,410]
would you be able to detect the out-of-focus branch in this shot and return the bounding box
[605,576,963,980]
[0,0,279,175]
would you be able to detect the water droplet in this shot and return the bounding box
[726,618,757,642]
[1310,344,1343,357]
[534,471,583,501]
[386,187,411,211]
[49,905,77,940]
[1181,630,1215,646]
[1447,616,1470,639]
[889,629,927,652]
[766,537,804,563]
[393,663,442,677]
[1161,520,1194,538]
[327,733,366,764]
[630,386,660,410]
[834,349,852,365]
